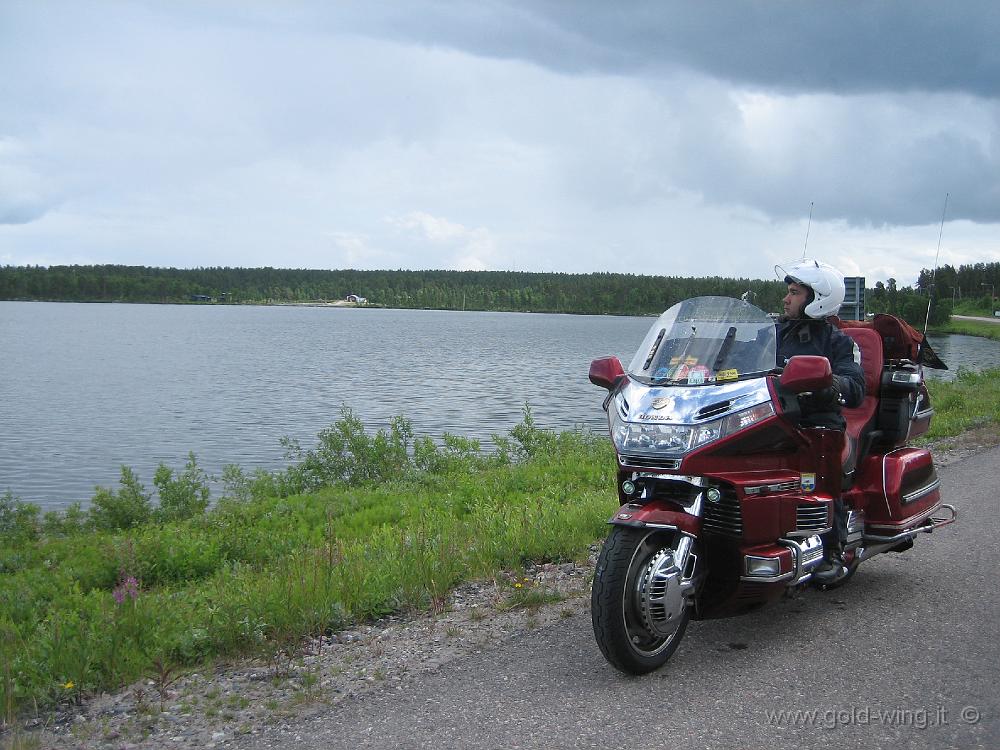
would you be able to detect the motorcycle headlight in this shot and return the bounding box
[612,402,774,456]
[613,420,694,453]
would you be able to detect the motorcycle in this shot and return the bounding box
[588,296,956,674]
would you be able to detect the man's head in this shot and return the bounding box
[775,259,846,319]
[783,281,812,319]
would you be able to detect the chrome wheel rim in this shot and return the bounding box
[622,532,694,657]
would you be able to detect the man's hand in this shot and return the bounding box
[802,375,844,409]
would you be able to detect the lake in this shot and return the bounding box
[2,301,997,511]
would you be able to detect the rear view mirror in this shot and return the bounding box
[589,356,626,390]
[779,355,832,393]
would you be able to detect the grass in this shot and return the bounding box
[949,299,995,318]
[930,318,1000,341]
[2,368,1000,725]
[921,368,1000,439]
[0,408,615,723]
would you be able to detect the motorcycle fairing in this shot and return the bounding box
[611,377,780,467]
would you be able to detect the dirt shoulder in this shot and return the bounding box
[11,429,1000,750]
[918,423,1000,467]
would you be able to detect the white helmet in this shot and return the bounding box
[775,258,845,318]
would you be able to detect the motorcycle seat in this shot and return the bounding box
[840,327,884,472]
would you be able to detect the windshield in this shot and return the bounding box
[627,296,777,385]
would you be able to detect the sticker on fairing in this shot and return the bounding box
[654,367,671,379]
[800,473,817,492]
[687,365,710,385]
[716,368,739,382]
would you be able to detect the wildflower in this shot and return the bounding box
[63,680,74,690]
[113,574,140,605]
[514,583,523,589]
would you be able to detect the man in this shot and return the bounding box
[775,259,866,582]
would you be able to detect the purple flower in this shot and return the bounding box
[113,575,140,605]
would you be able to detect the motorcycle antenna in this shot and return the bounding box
[922,192,950,336]
[803,201,814,259]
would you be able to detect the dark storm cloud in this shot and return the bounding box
[340,0,999,98]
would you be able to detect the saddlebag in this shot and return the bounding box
[861,447,941,533]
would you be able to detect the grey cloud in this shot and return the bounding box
[329,0,1000,98]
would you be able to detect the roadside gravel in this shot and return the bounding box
[10,426,999,750]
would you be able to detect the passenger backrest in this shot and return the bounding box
[841,327,883,437]
[844,327,883,397]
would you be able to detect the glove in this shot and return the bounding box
[812,385,841,408]
[803,375,843,409]
[830,374,846,404]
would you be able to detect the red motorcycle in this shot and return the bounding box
[588,296,956,674]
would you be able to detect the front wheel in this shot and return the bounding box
[591,526,699,674]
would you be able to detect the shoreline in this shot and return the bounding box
[11,299,1000,335]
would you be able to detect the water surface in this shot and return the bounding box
[1,303,648,509]
[1,302,995,510]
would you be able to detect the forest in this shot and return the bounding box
[0,262,966,325]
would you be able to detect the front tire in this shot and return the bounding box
[591,526,698,674]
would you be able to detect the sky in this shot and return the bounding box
[1,0,998,286]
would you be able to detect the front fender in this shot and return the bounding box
[608,500,701,537]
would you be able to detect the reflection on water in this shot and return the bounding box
[2,302,998,510]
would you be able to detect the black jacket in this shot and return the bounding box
[776,318,866,427]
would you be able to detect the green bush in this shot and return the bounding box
[42,501,87,538]
[0,491,39,544]
[280,408,416,490]
[153,452,211,522]
[88,466,152,531]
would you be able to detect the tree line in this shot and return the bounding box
[0,265,785,316]
[0,263,956,325]
[916,262,1000,307]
